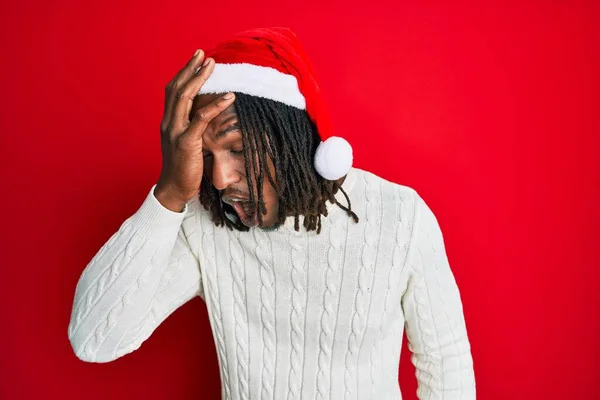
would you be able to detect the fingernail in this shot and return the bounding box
[202,57,211,66]
[223,92,234,99]
[194,49,201,57]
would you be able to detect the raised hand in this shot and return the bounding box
[154,49,235,212]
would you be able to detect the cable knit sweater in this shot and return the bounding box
[68,167,475,400]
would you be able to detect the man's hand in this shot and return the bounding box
[154,49,236,212]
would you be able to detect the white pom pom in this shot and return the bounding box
[314,136,353,180]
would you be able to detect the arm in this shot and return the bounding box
[67,47,236,363]
[401,193,476,399]
[67,185,203,363]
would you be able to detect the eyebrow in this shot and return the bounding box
[216,122,242,140]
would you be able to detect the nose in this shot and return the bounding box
[209,156,242,191]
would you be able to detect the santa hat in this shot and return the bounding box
[198,27,353,181]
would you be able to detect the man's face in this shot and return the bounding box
[191,94,280,229]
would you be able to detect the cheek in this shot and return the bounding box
[263,179,279,208]
[262,158,278,204]
[234,156,247,176]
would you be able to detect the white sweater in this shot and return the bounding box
[68,167,475,400]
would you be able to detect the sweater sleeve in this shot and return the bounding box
[68,185,203,363]
[401,193,476,399]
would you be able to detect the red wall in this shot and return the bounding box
[1,1,599,399]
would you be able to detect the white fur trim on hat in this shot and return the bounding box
[314,136,353,181]
[198,63,306,110]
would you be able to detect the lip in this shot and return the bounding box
[233,202,258,227]
[221,196,258,227]
[221,195,250,205]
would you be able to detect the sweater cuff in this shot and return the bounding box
[128,184,189,239]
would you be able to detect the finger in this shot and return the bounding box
[184,57,216,120]
[170,57,216,133]
[184,92,236,140]
[161,49,205,133]
[162,49,205,132]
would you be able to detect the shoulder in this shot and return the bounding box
[350,168,443,235]
[352,167,421,210]
[353,170,448,254]
[346,168,427,242]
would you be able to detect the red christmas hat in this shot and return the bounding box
[198,27,353,181]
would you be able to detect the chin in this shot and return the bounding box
[259,222,282,232]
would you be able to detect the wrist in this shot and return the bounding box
[153,183,188,213]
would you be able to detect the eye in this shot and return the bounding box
[229,147,244,156]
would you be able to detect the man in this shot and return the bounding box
[68,27,476,399]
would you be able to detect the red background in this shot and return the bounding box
[1,1,599,399]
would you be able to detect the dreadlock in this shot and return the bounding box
[199,92,359,234]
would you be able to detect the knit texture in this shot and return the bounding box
[68,167,475,399]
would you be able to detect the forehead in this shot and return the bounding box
[191,93,237,122]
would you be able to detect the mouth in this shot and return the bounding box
[222,197,259,228]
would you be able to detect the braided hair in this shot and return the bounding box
[199,92,359,233]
